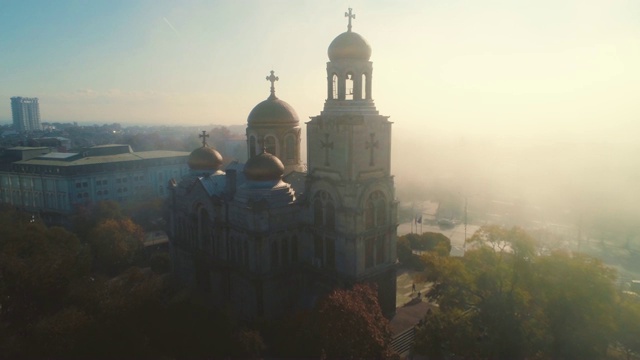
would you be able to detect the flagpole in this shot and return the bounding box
[411,215,413,234]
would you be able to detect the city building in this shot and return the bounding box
[11,97,41,132]
[0,144,190,224]
[167,9,398,321]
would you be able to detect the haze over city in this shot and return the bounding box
[3,1,640,357]
[2,0,639,225]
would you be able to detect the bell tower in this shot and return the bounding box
[305,9,397,316]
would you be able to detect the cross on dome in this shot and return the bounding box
[345,8,355,32]
[266,70,279,99]
[199,130,209,147]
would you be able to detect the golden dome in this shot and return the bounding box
[243,150,284,181]
[188,146,223,171]
[328,31,372,61]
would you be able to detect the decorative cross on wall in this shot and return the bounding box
[199,130,209,147]
[320,133,334,166]
[365,133,379,166]
[345,8,356,32]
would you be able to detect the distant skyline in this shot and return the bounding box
[2,0,639,143]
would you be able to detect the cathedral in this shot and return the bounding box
[167,9,398,321]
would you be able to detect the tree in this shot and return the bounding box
[402,232,452,253]
[415,226,620,359]
[313,284,395,359]
[535,252,617,359]
[89,218,144,276]
[0,209,90,324]
[397,240,426,271]
[72,200,125,240]
[616,294,640,359]
[397,232,451,271]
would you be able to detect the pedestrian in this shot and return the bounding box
[412,283,416,293]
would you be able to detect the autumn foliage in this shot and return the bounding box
[315,284,394,358]
[415,225,640,359]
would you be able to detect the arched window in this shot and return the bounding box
[313,191,335,230]
[326,202,335,230]
[285,134,295,160]
[364,191,386,229]
[376,201,386,227]
[365,200,375,229]
[345,72,354,100]
[332,74,338,99]
[249,136,257,157]
[314,198,324,226]
[265,136,277,156]
[364,191,387,269]
[313,191,336,269]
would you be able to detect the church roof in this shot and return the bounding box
[188,145,223,171]
[283,170,306,197]
[328,8,371,62]
[247,97,299,126]
[328,31,372,62]
[247,70,299,126]
[244,150,284,182]
[198,171,226,196]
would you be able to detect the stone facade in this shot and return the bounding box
[168,10,397,321]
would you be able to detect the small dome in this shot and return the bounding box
[244,151,284,181]
[188,146,223,171]
[328,31,372,61]
[247,96,299,126]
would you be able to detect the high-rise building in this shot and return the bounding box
[11,97,41,132]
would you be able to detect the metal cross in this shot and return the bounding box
[365,133,379,166]
[320,133,334,166]
[345,8,356,32]
[266,70,279,98]
[199,130,209,147]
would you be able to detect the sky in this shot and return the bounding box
[1,0,639,143]
[1,0,639,226]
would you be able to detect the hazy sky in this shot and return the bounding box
[1,0,639,143]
